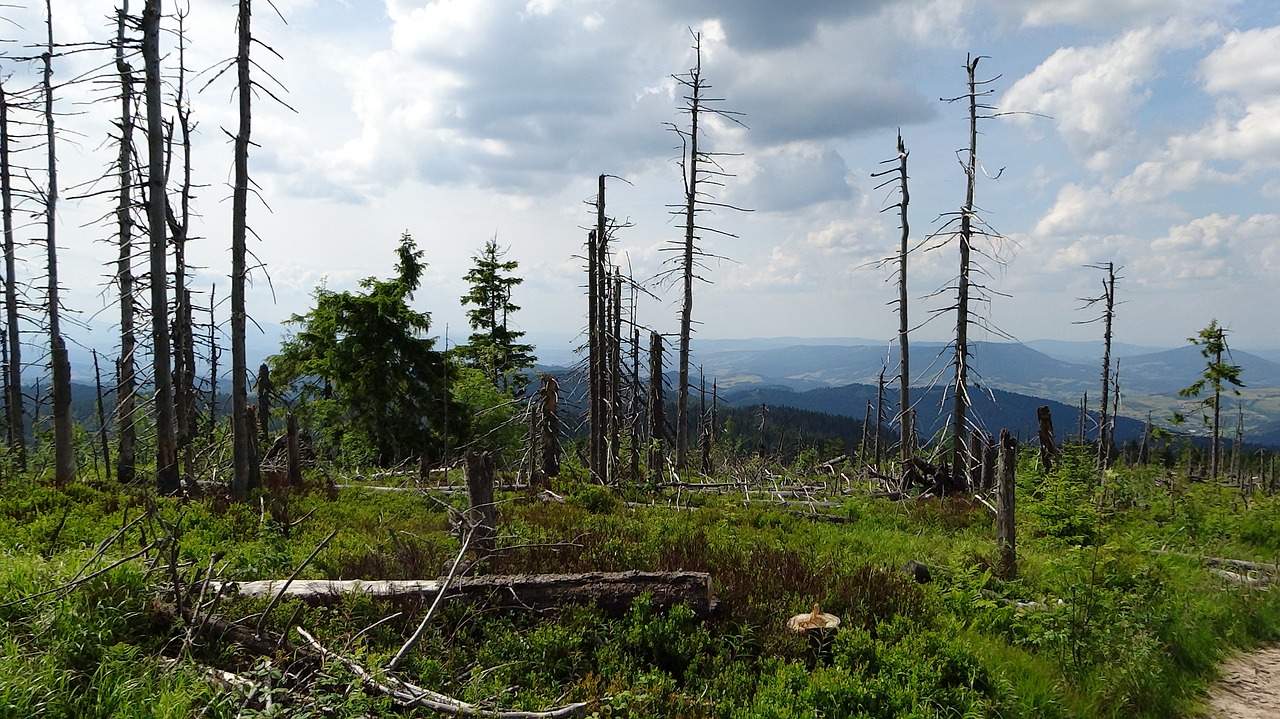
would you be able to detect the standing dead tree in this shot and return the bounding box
[143,0,178,493]
[932,55,1014,488]
[1077,262,1120,470]
[112,2,138,484]
[0,79,27,469]
[40,0,76,485]
[167,7,200,486]
[661,30,748,470]
[228,0,255,500]
[225,0,290,499]
[871,131,915,479]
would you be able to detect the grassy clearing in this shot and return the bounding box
[0,446,1277,718]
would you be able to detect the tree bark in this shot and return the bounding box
[996,429,1017,580]
[219,570,716,617]
[43,0,75,485]
[464,450,496,556]
[1036,405,1060,472]
[0,80,24,469]
[113,4,137,484]
[951,55,980,484]
[230,0,253,499]
[144,0,177,493]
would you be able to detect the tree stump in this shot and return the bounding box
[465,451,497,556]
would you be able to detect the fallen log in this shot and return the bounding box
[1153,550,1280,575]
[217,570,716,616]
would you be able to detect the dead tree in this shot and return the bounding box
[647,330,665,482]
[256,362,272,445]
[996,429,1017,579]
[0,80,24,468]
[113,3,138,484]
[167,9,199,485]
[1078,262,1119,470]
[871,131,914,474]
[41,0,76,485]
[93,351,111,481]
[586,176,608,484]
[1036,405,1061,472]
[538,373,560,480]
[936,55,1011,485]
[143,0,178,493]
[663,31,748,469]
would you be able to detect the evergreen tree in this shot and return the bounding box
[271,233,457,464]
[1176,319,1244,478]
[457,237,535,395]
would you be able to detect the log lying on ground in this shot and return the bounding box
[1152,549,1280,576]
[217,570,716,616]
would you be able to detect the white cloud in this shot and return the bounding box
[1200,25,1280,100]
[1008,0,1235,29]
[1140,213,1280,286]
[1001,20,1214,172]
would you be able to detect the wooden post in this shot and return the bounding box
[996,429,1017,580]
[981,432,996,491]
[1036,405,1060,473]
[464,451,496,556]
[286,412,302,487]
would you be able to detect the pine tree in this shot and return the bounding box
[457,237,534,395]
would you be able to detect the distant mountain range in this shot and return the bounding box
[536,336,1280,448]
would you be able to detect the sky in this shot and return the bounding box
[4,0,1280,371]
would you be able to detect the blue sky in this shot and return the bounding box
[5,0,1280,366]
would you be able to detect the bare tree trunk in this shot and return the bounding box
[1037,405,1060,473]
[1094,262,1116,470]
[464,451,496,557]
[538,373,559,480]
[609,269,621,483]
[256,362,271,445]
[0,80,24,469]
[950,56,981,486]
[647,330,664,483]
[144,0,178,494]
[169,12,197,486]
[286,412,301,487]
[675,47,701,472]
[588,175,606,484]
[630,327,642,481]
[875,367,885,473]
[93,350,111,481]
[43,0,75,485]
[996,429,1017,579]
[230,0,253,500]
[113,4,136,484]
[894,135,912,469]
[207,284,218,443]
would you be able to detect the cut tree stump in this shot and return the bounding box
[216,570,715,616]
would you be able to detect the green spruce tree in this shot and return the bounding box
[271,233,457,464]
[457,237,535,395]
[1176,319,1244,479]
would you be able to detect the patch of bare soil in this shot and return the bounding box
[1207,646,1280,718]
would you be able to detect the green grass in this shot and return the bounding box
[0,446,1276,717]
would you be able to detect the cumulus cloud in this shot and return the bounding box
[1001,20,1215,172]
[1006,0,1235,29]
[1140,213,1280,285]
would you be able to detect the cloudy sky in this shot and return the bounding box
[6,0,1280,365]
